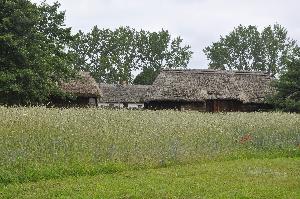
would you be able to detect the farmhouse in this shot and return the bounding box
[98,83,149,109]
[54,72,101,107]
[145,69,274,112]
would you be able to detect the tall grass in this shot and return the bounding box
[0,107,299,184]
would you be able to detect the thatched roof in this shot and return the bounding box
[146,69,274,103]
[60,72,101,97]
[99,84,150,103]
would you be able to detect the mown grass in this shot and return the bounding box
[0,107,299,198]
[1,158,299,199]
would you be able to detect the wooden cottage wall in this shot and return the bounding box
[240,103,273,112]
[146,99,273,112]
[50,96,98,107]
[180,102,206,111]
[146,101,206,111]
[205,100,242,112]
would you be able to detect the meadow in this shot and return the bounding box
[0,107,299,198]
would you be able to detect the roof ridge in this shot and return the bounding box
[99,83,150,87]
[162,69,269,75]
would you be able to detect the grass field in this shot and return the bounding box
[0,107,299,198]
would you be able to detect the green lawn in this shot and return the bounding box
[1,157,300,199]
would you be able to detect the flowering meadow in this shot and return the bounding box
[0,106,299,184]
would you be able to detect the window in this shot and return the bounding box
[89,98,96,105]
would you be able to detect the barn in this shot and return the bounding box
[53,72,101,107]
[145,69,274,112]
[98,84,149,109]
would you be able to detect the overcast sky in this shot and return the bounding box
[32,0,300,69]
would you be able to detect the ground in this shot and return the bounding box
[1,158,300,199]
[0,107,299,198]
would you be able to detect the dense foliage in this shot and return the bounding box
[269,48,300,112]
[0,0,75,105]
[0,0,192,105]
[70,27,193,84]
[133,67,160,85]
[204,24,298,77]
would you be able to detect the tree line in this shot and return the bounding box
[0,0,299,111]
[0,0,192,105]
[70,26,192,84]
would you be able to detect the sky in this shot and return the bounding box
[32,0,300,69]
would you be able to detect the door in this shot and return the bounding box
[206,100,222,112]
[213,100,220,112]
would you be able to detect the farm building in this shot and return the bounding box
[98,83,149,109]
[53,72,101,107]
[145,69,274,112]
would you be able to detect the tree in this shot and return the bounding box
[70,26,136,83]
[70,26,139,84]
[0,0,75,105]
[268,48,300,112]
[70,27,193,84]
[204,24,298,76]
[134,30,193,85]
[133,67,159,85]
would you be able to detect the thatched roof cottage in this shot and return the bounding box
[145,69,274,112]
[54,72,101,106]
[98,84,150,109]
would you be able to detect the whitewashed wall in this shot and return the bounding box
[128,103,144,109]
[98,102,124,108]
[98,102,144,109]
[88,98,97,106]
